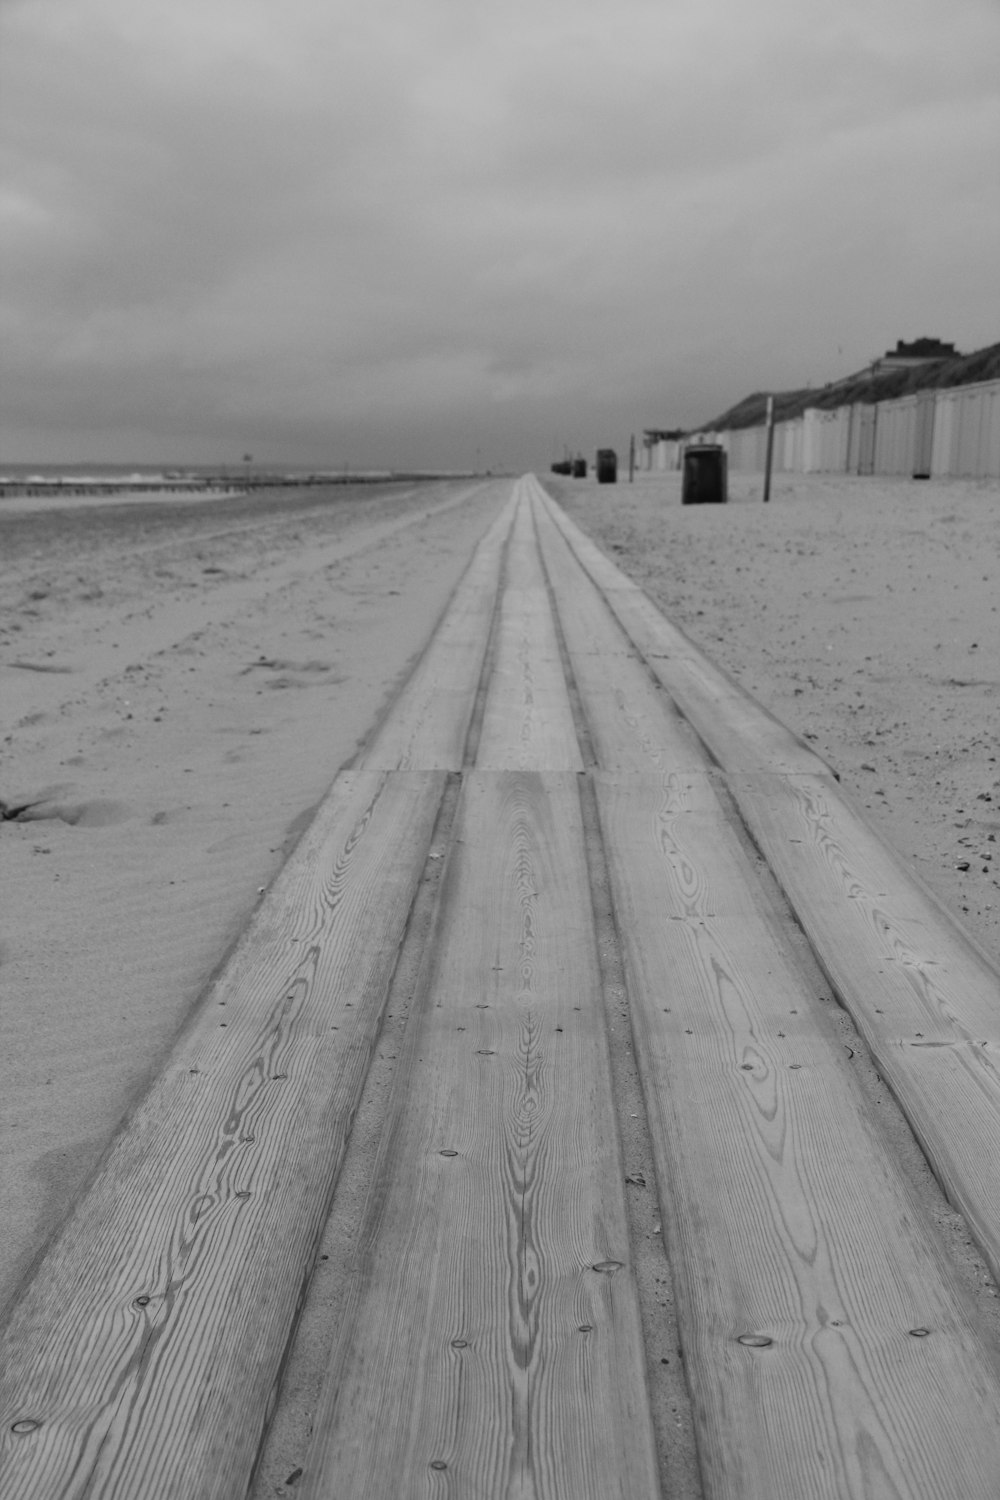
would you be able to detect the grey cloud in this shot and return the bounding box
[2,0,998,467]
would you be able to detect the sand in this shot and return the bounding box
[0,477,508,1315]
[1,466,998,1490]
[552,468,1000,967]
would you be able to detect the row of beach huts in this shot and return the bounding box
[645,375,1000,481]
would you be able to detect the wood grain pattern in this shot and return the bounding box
[537,487,829,776]
[542,481,1000,1295]
[0,770,446,1500]
[476,488,583,771]
[10,472,1000,1500]
[358,486,518,770]
[595,770,1000,1500]
[528,479,706,773]
[731,770,1000,1282]
[301,774,659,1499]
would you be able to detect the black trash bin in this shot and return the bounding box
[572,457,587,478]
[681,444,727,504]
[596,448,617,484]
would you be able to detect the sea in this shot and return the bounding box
[0,462,390,486]
[0,462,410,513]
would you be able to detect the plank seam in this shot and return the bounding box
[352,487,515,771]
[248,771,469,1496]
[460,504,517,770]
[299,773,662,1496]
[534,482,839,781]
[528,477,715,777]
[0,771,449,1499]
[573,771,707,1500]
[526,486,597,770]
[536,479,1000,1326]
[531,482,733,779]
[526,478,706,1495]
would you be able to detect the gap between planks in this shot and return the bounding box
[0,483,520,1500]
[535,478,1000,1289]
[302,475,1000,1500]
[530,473,1000,1497]
[300,773,660,1499]
[300,481,658,1496]
[595,770,1000,1500]
[11,473,1000,1500]
[0,771,447,1500]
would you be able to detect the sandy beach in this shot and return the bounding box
[553,469,1000,965]
[0,477,508,1316]
[3,469,998,1311]
[1,466,999,1493]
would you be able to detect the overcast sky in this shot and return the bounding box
[2,0,998,471]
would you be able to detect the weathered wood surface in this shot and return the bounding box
[477,497,583,772]
[301,774,659,1500]
[0,471,521,1500]
[531,475,1000,1495]
[541,482,1000,1289]
[301,490,657,1495]
[536,482,830,776]
[732,770,1000,1283]
[6,472,1000,1500]
[530,488,705,774]
[595,771,1000,1499]
[357,488,518,770]
[0,770,447,1500]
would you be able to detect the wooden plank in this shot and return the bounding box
[730,769,1000,1283]
[536,485,829,776]
[595,770,1000,1500]
[476,488,583,771]
[0,770,446,1500]
[358,486,518,770]
[529,482,707,773]
[538,472,1000,1470]
[536,482,1000,1284]
[301,773,659,1499]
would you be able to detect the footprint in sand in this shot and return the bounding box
[0,790,130,827]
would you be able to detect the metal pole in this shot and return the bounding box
[762,397,775,503]
[629,433,636,483]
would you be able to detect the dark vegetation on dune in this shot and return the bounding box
[703,340,1000,433]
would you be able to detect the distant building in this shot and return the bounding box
[642,428,687,471]
[871,338,959,375]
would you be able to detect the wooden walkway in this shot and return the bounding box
[3,476,1000,1498]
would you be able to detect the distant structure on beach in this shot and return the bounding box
[869,337,960,377]
[820,338,963,391]
[644,336,1000,481]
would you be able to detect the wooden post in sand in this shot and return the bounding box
[628,433,636,482]
[762,396,775,503]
